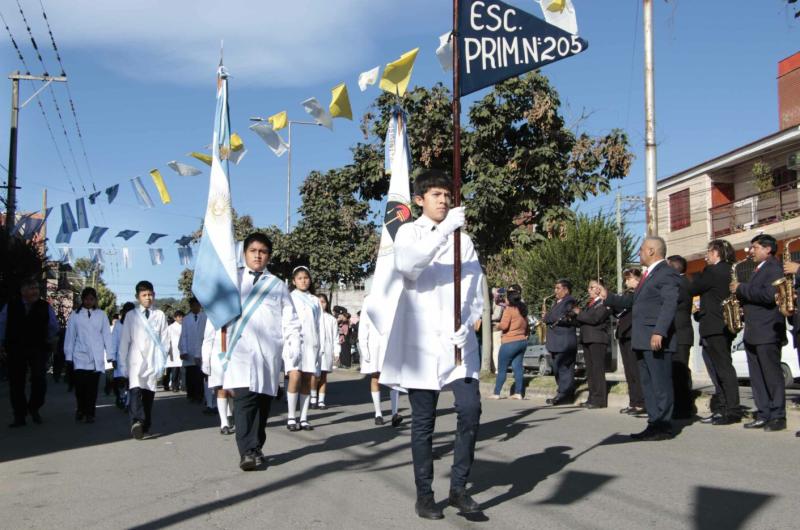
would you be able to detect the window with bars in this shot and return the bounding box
[669,188,690,231]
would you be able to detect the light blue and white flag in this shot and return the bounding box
[116,229,138,240]
[178,246,193,266]
[131,177,155,209]
[75,198,89,229]
[60,202,78,234]
[59,247,73,264]
[150,248,164,265]
[89,248,104,265]
[56,222,72,244]
[88,226,108,244]
[193,62,242,330]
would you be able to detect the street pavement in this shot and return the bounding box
[1,370,799,530]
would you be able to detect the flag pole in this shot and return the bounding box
[452,0,463,366]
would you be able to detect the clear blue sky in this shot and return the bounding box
[1,0,798,303]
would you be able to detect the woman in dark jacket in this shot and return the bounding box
[572,279,612,408]
[615,269,645,415]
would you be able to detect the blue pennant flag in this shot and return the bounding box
[131,177,155,209]
[175,235,194,246]
[146,233,167,245]
[56,222,73,244]
[88,191,102,204]
[88,226,109,244]
[105,184,119,204]
[60,203,78,234]
[116,229,139,240]
[75,198,89,229]
[89,248,104,264]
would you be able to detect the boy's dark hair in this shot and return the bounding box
[413,169,452,198]
[174,310,185,318]
[243,232,273,254]
[751,234,777,255]
[135,280,154,295]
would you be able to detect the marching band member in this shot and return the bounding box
[542,279,578,405]
[666,255,696,419]
[572,279,611,409]
[615,269,645,415]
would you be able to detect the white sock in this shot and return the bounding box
[217,397,229,428]
[226,398,234,421]
[310,389,318,404]
[371,391,382,418]
[287,392,299,422]
[318,392,326,405]
[390,389,399,416]
[299,393,310,422]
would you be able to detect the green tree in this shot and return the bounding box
[0,231,46,304]
[66,258,117,319]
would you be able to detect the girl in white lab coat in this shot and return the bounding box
[109,302,136,410]
[64,287,112,423]
[313,293,339,410]
[284,266,323,431]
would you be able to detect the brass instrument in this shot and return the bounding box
[773,237,800,317]
[722,258,750,333]
[535,295,554,343]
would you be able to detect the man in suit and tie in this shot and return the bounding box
[600,236,680,441]
[666,255,696,419]
[731,234,786,432]
[542,279,578,405]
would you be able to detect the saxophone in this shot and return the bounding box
[773,237,800,317]
[722,258,749,333]
[536,295,554,343]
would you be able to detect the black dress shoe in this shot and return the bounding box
[239,453,257,471]
[131,421,144,440]
[254,449,265,466]
[374,416,384,425]
[764,418,786,432]
[631,425,657,440]
[700,413,722,424]
[30,411,42,424]
[415,495,444,520]
[795,430,800,437]
[619,407,635,414]
[8,420,26,428]
[391,413,404,427]
[712,415,741,426]
[743,419,768,429]
[448,489,481,514]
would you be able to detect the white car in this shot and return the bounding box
[731,330,800,388]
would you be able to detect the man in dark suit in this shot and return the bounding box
[667,255,696,419]
[689,239,741,425]
[601,236,680,441]
[572,279,612,409]
[732,234,786,432]
[543,279,578,405]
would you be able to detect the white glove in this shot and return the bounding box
[437,206,465,236]
[449,324,469,349]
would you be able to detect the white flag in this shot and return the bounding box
[59,247,73,264]
[301,97,333,130]
[150,248,164,266]
[358,66,380,92]
[436,32,453,72]
[538,0,578,35]
[89,248,104,265]
[122,247,132,269]
[167,161,203,176]
[250,123,289,157]
[228,147,247,165]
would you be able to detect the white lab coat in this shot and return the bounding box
[283,289,322,375]
[64,308,112,373]
[379,215,484,391]
[205,269,302,396]
[359,298,385,374]
[319,312,339,372]
[109,321,125,378]
[118,306,170,391]
[165,321,183,368]
[201,318,226,388]
[178,311,207,366]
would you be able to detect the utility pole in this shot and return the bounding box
[6,71,67,237]
[616,194,646,289]
[643,0,658,236]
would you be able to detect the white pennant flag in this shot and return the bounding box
[358,66,380,92]
[167,160,203,176]
[538,0,578,35]
[250,123,289,157]
[59,247,73,264]
[228,147,247,165]
[122,247,132,269]
[149,248,164,266]
[301,97,333,130]
[89,248,104,265]
[436,32,453,72]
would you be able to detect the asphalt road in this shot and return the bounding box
[1,371,798,529]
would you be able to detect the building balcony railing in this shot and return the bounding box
[710,180,800,238]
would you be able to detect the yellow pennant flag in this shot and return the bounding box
[546,0,566,12]
[379,48,419,97]
[268,111,288,131]
[231,132,244,151]
[149,169,171,204]
[188,152,212,166]
[329,83,353,120]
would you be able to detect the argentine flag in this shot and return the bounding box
[192,63,242,329]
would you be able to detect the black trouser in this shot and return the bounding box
[619,338,644,408]
[7,350,47,422]
[744,342,785,421]
[408,378,481,498]
[162,367,181,391]
[672,344,695,416]
[73,369,100,418]
[232,388,272,457]
[551,348,576,398]
[703,334,739,417]
[129,387,155,431]
[52,350,66,382]
[636,349,674,430]
[583,342,608,407]
[184,365,203,401]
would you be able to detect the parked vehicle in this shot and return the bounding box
[731,330,800,388]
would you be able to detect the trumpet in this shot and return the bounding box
[722,257,750,333]
[535,294,554,343]
[773,237,800,317]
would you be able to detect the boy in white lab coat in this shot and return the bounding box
[64,287,112,423]
[118,281,170,440]
[379,170,485,520]
[204,232,302,471]
[164,311,184,392]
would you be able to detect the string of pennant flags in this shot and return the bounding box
[15,0,579,270]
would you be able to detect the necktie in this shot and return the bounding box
[194,314,198,322]
[145,309,150,319]
[636,269,649,291]
[88,310,91,319]
[249,270,263,285]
